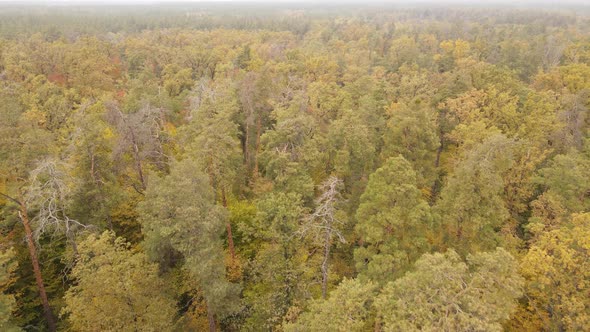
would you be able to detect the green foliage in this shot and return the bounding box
[138,159,240,317]
[182,79,243,196]
[62,231,176,331]
[376,248,523,332]
[382,101,440,188]
[0,85,54,186]
[260,91,317,199]
[436,135,515,254]
[328,108,376,182]
[1,5,589,330]
[283,278,377,332]
[242,192,311,330]
[354,156,433,283]
[534,151,590,214]
[0,248,20,332]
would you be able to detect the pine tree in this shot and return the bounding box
[138,159,240,331]
[183,80,243,260]
[376,248,523,332]
[283,278,377,332]
[242,192,310,330]
[436,135,515,254]
[354,155,433,283]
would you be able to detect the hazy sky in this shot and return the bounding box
[0,0,587,3]
[0,0,587,6]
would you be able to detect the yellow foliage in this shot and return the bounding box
[519,213,590,331]
[225,252,243,283]
[440,39,471,59]
[102,127,114,140]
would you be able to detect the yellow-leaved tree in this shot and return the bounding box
[62,231,177,331]
[519,213,590,331]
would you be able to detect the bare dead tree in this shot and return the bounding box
[542,35,566,70]
[299,176,345,299]
[554,93,588,151]
[26,159,89,256]
[0,159,85,332]
[106,101,169,192]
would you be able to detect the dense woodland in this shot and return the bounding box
[1,2,590,331]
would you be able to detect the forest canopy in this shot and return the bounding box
[0,2,589,331]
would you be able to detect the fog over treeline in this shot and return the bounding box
[0,1,589,38]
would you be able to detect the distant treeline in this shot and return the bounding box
[0,3,588,39]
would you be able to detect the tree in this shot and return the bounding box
[0,85,57,331]
[162,64,193,97]
[382,100,440,189]
[138,159,240,331]
[519,213,590,331]
[517,90,561,149]
[299,176,345,299]
[68,100,119,230]
[534,150,590,214]
[62,231,176,331]
[354,156,433,283]
[25,159,88,255]
[259,90,317,200]
[238,70,274,178]
[436,135,515,254]
[106,101,168,192]
[242,192,311,331]
[533,63,590,152]
[327,107,376,188]
[0,248,20,332]
[283,278,377,332]
[183,80,243,260]
[375,248,523,332]
[388,36,419,70]
[440,87,519,153]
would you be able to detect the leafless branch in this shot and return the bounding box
[26,159,92,253]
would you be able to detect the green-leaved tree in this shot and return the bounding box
[354,155,433,283]
[376,248,523,332]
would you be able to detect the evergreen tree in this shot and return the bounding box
[242,192,310,330]
[436,135,515,254]
[283,278,377,332]
[354,155,433,283]
[376,248,523,332]
[382,101,439,189]
[138,159,240,331]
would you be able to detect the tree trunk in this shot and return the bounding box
[434,109,446,170]
[374,315,381,332]
[206,301,216,332]
[430,114,445,203]
[244,119,251,171]
[67,230,79,257]
[321,230,331,299]
[253,116,262,177]
[221,189,236,260]
[128,127,146,191]
[133,143,146,191]
[19,200,57,332]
